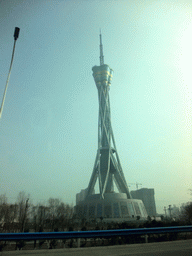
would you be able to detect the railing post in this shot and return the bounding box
[145,234,148,243]
[77,238,80,248]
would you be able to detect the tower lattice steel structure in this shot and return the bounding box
[86,33,131,200]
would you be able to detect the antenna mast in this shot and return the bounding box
[99,30,104,66]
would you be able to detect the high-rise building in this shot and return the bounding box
[131,188,156,217]
[75,33,148,221]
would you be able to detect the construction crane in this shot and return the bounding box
[128,182,142,190]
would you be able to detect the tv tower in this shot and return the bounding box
[76,33,147,221]
[86,32,131,199]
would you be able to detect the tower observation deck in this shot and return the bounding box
[75,33,148,221]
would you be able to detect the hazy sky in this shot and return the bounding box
[0,0,191,214]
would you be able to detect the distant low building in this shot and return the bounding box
[76,189,88,205]
[131,188,156,217]
[76,188,95,205]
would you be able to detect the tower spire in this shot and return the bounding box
[99,29,104,66]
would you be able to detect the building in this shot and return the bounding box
[131,188,156,217]
[75,33,148,222]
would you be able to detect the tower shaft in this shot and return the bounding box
[86,34,131,199]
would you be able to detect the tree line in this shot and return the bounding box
[0,192,74,233]
[0,191,192,235]
[0,191,191,250]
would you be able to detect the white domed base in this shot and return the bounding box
[76,193,148,221]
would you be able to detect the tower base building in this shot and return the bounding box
[76,192,148,221]
[76,33,148,222]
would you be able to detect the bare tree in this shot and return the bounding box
[46,199,74,231]
[0,194,19,232]
[17,192,30,232]
[4,204,18,232]
[33,204,49,232]
[0,194,8,230]
[180,202,192,224]
[47,198,60,231]
[57,202,73,230]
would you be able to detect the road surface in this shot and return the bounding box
[1,239,192,256]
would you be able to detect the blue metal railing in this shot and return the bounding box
[0,226,192,241]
